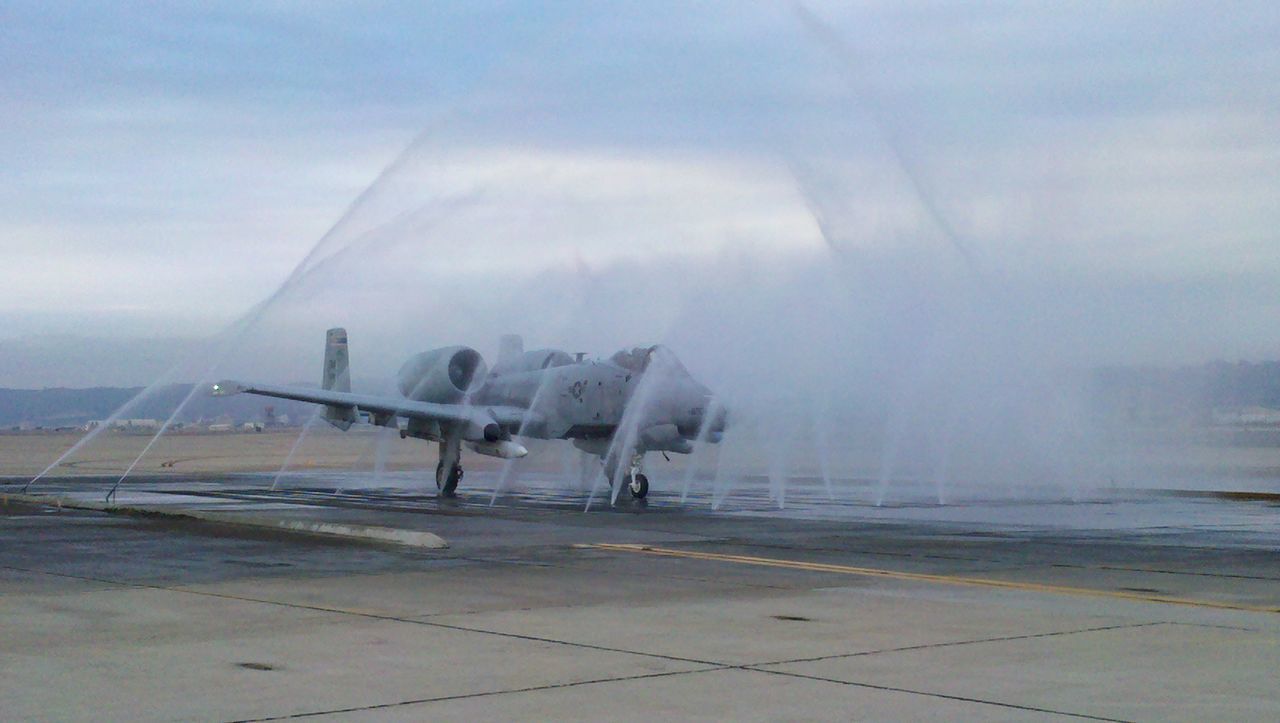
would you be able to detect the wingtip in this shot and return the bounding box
[209,380,243,397]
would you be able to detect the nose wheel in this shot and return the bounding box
[623,450,649,499]
[626,472,649,499]
[604,450,650,501]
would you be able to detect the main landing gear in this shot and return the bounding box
[435,460,462,497]
[436,438,463,498]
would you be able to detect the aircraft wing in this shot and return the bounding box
[210,380,532,431]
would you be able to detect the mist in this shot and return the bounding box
[10,2,1279,503]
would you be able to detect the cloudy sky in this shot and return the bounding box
[2,1,1278,388]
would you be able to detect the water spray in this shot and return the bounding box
[272,412,320,491]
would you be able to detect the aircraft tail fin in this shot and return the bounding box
[322,328,351,392]
[321,327,355,430]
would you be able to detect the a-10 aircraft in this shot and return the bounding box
[211,328,727,499]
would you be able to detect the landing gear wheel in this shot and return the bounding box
[628,472,649,499]
[436,461,462,497]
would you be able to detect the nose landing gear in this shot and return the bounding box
[625,471,649,499]
[598,447,650,503]
[615,451,649,500]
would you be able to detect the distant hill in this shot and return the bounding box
[0,384,318,428]
[3,361,1279,430]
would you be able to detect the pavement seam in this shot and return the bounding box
[234,659,1131,722]
[1095,564,1280,582]
[751,621,1170,667]
[741,667,1133,722]
[1163,620,1262,632]
[226,667,730,722]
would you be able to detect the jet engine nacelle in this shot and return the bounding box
[396,346,487,403]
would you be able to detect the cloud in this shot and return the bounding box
[1,1,1278,385]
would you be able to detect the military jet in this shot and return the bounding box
[211,328,727,499]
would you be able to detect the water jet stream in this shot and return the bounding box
[710,418,747,510]
[272,412,320,491]
[491,369,558,506]
[932,405,958,505]
[371,425,396,487]
[813,399,836,502]
[791,3,982,275]
[106,379,211,502]
[679,397,724,504]
[48,185,487,499]
[603,352,675,506]
[766,421,794,510]
[23,39,526,493]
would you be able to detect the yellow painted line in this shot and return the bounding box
[582,543,1280,614]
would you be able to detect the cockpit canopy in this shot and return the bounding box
[608,345,689,376]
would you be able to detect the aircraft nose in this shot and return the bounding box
[693,394,728,435]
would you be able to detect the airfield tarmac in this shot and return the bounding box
[3,463,1279,722]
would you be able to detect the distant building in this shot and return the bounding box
[111,419,159,430]
[1212,406,1280,426]
[207,423,234,432]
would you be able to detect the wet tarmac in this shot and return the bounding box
[3,472,1279,721]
